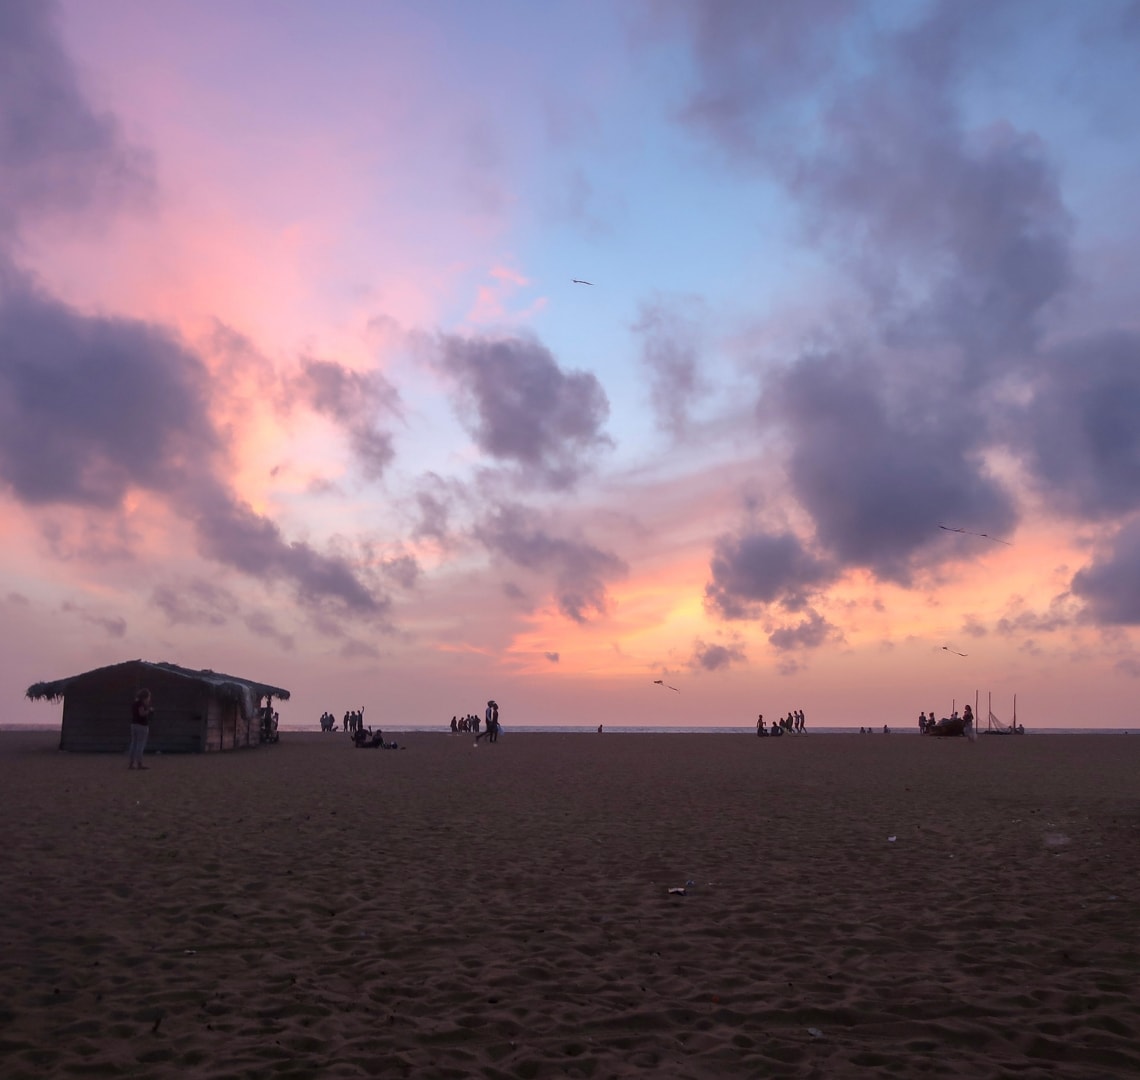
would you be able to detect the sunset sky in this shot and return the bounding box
[4,0,1140,730]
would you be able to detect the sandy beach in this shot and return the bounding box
[1,729,1137,1078]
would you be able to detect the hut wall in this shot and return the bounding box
[204,696,257,751]
[60,664,208,753]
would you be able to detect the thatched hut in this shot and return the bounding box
[27,659,290,753]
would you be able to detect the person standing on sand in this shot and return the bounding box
[128,689,153,770]
[756,714,763,737]
[475,700,494,745]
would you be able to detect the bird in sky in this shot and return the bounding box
[937,524,1012,545]
[653,679,680,692]
[942,646,968,657]
[572,279,594,285]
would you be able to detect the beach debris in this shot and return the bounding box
[807,1027,824,1038]
[183,950,197,956]
[887,835,897,842]
[667,887,687,896]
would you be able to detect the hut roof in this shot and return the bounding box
[26,659,291,704]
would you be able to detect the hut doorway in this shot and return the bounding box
[221,703,238,749]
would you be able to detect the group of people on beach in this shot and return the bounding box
[756,710,806,737]
[918,704,973,734]
[450,700,502,744]
[315,707,400,748]
[316,709,370,734]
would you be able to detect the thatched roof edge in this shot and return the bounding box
[26,659,291,703]
[26,680,67,702]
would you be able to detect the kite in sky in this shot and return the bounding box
[653,679,680,692]
[572,279,594,285]
[937,524,1012,545]
[942,646,968,657]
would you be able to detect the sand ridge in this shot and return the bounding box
[0,730,1137,1078]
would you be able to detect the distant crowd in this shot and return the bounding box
[319,709,366,733]
[316,708,399,748]
[757,710,806,737]
[919,704,973,734]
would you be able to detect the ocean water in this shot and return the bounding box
[4,724,1133,736]
[284,724,1132,736]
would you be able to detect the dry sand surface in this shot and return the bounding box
[1,729,1138,1079]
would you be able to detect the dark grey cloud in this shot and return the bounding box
[767,352,1017,580]
[0,0,152,240]
[0,271,386,616]
[768,609,840,652]
[668,0,854,162]
[690,639,746,671]
[152,580,234,627]
[0,275,219,508]
[243,610,295,652]
[994,595,1075,636]
[290,358,400,481]
[544,651,560,664]
[705,528,834,620]
[1071,517,1140,625]
[410,473,468,544]
[1018,332,1140,520]
[379,553,420,590]
[633,298,709,436]
[674,0,1072,365]
[678,2,1085,609]
[789,10,1072,360]
[477,503,627,623]
[61,601,126,639]
[341,638,380,660]
[191,488,385,615]
[39,513,136,564]
[414,490,451,541]
[437,333,611,489]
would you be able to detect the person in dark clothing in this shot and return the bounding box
[128,688,153,769]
